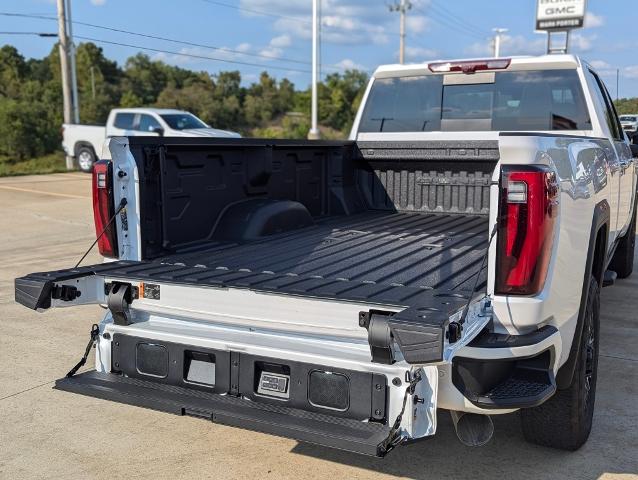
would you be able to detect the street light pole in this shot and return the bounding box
[492,28,508,58]
[308,0,320,140]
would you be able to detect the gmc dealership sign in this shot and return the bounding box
[536,0,587,31]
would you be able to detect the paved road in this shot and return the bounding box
[0,173,636,480]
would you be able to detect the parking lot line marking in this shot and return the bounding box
[0,185,90,199]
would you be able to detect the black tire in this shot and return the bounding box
[520,276,600,451]
[76,145,97,173]
[610,199,636,279]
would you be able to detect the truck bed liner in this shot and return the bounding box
[158,211,489,295]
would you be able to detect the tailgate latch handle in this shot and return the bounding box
[107,282,133,326]
[51,284,81,302]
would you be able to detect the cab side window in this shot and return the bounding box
[137,114,162,132]
[113,113,135,130]
[589,70,623,141]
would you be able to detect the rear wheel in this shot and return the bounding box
[76,145,96,173]
[610,199,636,279]
[520,276,600,450]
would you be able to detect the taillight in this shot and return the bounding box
[496,166,559,295]
[92,160,118,258]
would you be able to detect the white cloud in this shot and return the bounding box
[584,12,605,28]
[270,34,291,48]
[334,58,366,71]
[588,60,616,78]
[90,0,106,5]
[235,43,252,53]
[241,0,394,46]
[405,15,431,34]
[403,46,439,62]
[570,33,596,53]
[152,44,257,67]
[259,46,284,59]
[589,60,611,69]
[466,34,545,57]
[624,66,638,79]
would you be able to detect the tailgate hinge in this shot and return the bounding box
[106,282,137,326]
[359,311,395,365]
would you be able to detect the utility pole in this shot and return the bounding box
[492,28,508,58]
[616,69,620,101]
[390,0,412,64]
[56,0,74,169]
[308,0,320,140]
[65,0,79,124]
[90,66,96,100]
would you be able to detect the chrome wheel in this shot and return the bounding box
[77,149,95,172]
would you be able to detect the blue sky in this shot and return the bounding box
[2,0,638,97]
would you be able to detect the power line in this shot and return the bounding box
[411,1,489,41]
[428,0,490,37]
[1,11,372,74]
[0,31,56,36]
[198,0,402,37]
[200,0,312,25]
[412,5,486,40]
[0,12,313,67]
[74,34,312,74]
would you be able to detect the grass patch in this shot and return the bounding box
[0,152,70,177]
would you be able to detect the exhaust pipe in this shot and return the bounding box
[450,411,494,447]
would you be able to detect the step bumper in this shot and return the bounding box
[55,371,394,456]
[450,326,562,410]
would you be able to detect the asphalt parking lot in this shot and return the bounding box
[0,172,636,480]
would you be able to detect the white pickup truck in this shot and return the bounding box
[619,114,638,140]
[62,107,240,172]
[16,54,637,456]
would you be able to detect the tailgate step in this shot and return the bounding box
[55,371,393,456]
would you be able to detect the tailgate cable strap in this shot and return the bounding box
[449,223,498,343]
[74,198,127,268]
[66,324,100,378]
[380,369,423,453]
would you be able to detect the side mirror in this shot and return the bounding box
[630,143,638,159]
[151,126,164,136]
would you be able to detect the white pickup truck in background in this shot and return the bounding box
[62,108,241,172]
[16,54,638,456]
[619,114,638,141]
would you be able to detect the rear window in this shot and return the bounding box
[620,116,638,122]
[113,113,135,130]
[359,69,591,132]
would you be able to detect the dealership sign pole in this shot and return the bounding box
[536,0,587,54]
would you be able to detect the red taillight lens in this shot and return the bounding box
[92,160,118,258]
[496,166,559,295]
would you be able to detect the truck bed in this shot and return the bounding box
[109,211,488,307]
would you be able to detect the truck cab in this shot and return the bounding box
[104,108,241,139]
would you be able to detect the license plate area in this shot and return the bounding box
[257,371,290,399]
